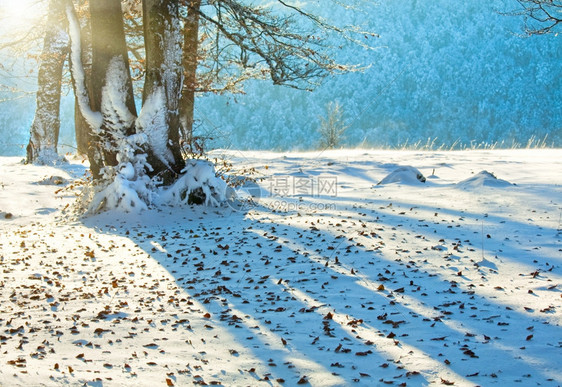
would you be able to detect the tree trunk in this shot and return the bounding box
[141,0,185,180]
[74,0,92,156]
[179,0,202,154]
[27,0,69,164]
[89,0,137,173]
[74,98,89,156]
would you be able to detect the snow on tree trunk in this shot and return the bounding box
[84,58,230,213]
[67,0,137,179]
[100,57,137,136]
[26,0,69,165]
[66,1,101,130]
[142,0,185,180]
[90,0,137,174]
[66,0,103,176]
[136,86,173,168]
[84,61,154,214]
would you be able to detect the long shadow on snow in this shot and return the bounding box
[84,199,561,386]
[305,189,562,269]
[84,207,413,385]
[246,208,562,385]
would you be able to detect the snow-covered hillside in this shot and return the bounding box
[0,0,561,155]
[1,149,561,386]
[196,0,562,150]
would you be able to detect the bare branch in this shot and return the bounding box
[514,0,562,35]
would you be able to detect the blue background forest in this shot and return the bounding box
[0,0,560,155]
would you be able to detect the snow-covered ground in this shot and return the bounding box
[0,149,561,386]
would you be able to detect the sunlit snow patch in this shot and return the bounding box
[377,166,426,186]
[456,170,513,190]
[225,180,262,212]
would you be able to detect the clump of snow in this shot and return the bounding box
[377,166,426,185]
[29,148,68,166]
[87,170,150,213]
[83,155,229,213]
[85,134,154,214]
[159,160,228,207]
[456,170,513,190]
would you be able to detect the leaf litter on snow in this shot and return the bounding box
[0,150,561,386]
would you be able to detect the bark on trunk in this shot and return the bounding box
[74,0,92,156]
[74,98,89,156]
[89,0,137,170]
[27,0,69,164]
[179,0,202,154]
[142,0,185,180]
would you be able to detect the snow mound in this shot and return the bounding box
[87,168,152,214]
[377,166,426,186]
[456,170,513,190]
[85,134,155,214]
[160,160,228,207]
[83,157,229,214]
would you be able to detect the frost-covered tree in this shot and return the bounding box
[26,0,69,164]
[36,0,375,211]
[516,0,562,35]
[318,101,348,150]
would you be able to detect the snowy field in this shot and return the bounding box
[0,149,561,386]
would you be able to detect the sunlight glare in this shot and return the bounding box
[0,0,45,31]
